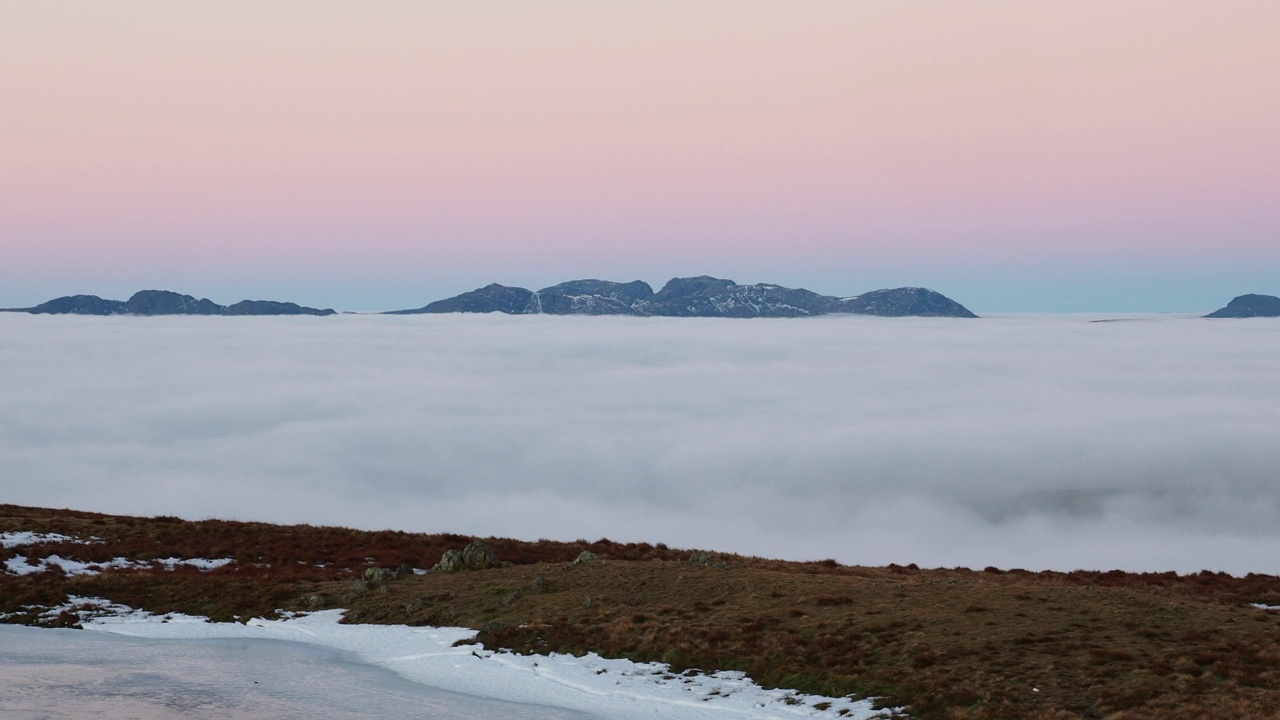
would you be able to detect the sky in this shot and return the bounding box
[6,312,1280,575]
[1,1,1277,313]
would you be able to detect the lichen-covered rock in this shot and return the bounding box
[460,541,500,569]
[573,550,599,565]
[434,541,501,572]
[364,567,396,584]
[435,549,464,572]
[688,550,711,565]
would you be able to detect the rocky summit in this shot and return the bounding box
[1205,294,1280,318]
[13,290,336,316]
[390,276,978,318]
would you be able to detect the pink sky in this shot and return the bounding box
[2,1,1277,311]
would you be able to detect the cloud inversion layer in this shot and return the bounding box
[4,313,1279,574]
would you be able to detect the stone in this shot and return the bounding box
[434,541,501,572]
[573,550,599,565]
[363,567,396,584]
[460,541,501,570]
[435,549,465,572]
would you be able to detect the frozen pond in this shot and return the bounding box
[0,625,587,720]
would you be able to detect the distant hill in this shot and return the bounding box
[7,290,335,316]
[389,276,978,318]
[1205,294,1280,318]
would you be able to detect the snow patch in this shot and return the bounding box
[4,554,132,576]
[155,556,234,571]
[3,554,234,576]
[0,531,88,548]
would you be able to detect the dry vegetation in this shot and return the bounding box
[5,503,1280,719]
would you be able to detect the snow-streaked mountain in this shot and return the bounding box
[391,276,978,318]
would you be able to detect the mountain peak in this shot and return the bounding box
[1205,294,1280,318]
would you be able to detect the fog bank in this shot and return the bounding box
[4,313,1279,574]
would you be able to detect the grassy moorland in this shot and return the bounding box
[4,504,1280,719]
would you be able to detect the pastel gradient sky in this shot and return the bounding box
[3,1,1277,312]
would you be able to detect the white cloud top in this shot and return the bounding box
[4,312,1280,574]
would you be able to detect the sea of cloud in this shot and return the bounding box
[3,312,1279,574]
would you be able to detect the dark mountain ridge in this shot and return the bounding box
[389,276,979,318]
[6,290,335,316]
[1205,294,1280,318]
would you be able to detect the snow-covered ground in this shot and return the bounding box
[57,599,896,719]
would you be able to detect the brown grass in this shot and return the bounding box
[5,503,1280,719]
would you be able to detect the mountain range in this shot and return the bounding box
[7,284,1280,319]
[387,276,980,318]
[3,290,336,316]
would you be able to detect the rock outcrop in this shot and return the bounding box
[433,541,502,572]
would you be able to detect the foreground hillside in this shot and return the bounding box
[4,505,1280,719]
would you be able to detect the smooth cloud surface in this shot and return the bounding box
[4,313,1280,574]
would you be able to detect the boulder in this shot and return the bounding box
[363,567,396,584]
[434,541,502,572]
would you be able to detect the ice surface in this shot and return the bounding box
[72,604,893,719]
[0,624,588,720]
